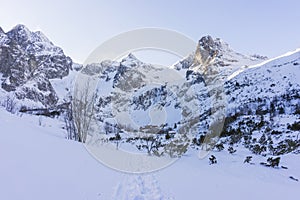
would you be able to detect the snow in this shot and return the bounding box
[228,48,300,80]
[226,49,300,109]
[0,108,121,200]
[158,151,299,200]
[0,107,299,200]
[50,69,78,102]
[1,31,300,199]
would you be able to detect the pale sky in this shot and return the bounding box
[1,0,300,63]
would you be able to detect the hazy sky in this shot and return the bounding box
[1,0,300,63]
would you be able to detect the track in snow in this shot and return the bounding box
[113,174,169,200]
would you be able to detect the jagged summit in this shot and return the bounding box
[81,53,144,76]
[7,24,31,35]
[125,53,138,60]
[121,53,140,63]
[4,24,62,56]
[198,36,219,55]
[6,24,34,45]
[195,35,219,67]
[0,24,73,106]
[175,35,265,77]
[197,35,232,57]
[2,24,54,47]
[120,53,144,68]
[194,35,236,68]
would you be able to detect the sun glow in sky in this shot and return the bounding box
[1,0,300,63]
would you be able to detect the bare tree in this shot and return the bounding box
[136,135,163,155]
[72,80,96,143]
[64,97,77,141]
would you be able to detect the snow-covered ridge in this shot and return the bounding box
[222,46,300,156]
[228,48,300,80]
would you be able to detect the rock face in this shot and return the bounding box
[176,35,266,77]
[194,35,219,67]
[0,24,72,106]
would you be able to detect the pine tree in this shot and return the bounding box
[228,146,237,154]
[244,156,252,164]
[209,155,217,164]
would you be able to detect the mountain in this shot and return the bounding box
[175,35,266,78]
[222,49,300,155]
[81,36,267,156]
[0,24,73,107]
[81,35,300,158]
[0,24,299,158]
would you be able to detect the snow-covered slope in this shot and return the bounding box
[227,48,300,104]
[0,108,121,200]
[221,48,300,156]
[80,35,267,157]
[0,107,299,200]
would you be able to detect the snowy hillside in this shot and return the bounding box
[220,49,300,156]
[0,108,299,200]
[0,25,300,199]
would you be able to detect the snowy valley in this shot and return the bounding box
[0,25,300,200]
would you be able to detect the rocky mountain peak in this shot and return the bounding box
[174,35,264,81]
[194,35,228,67]
[126,53,137,60]
[0,25,73,107]
[5,24,62,56]
[7,24,32,43]
[198,36,217,51]
[120,53,143,68]
[198,35,231,54]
